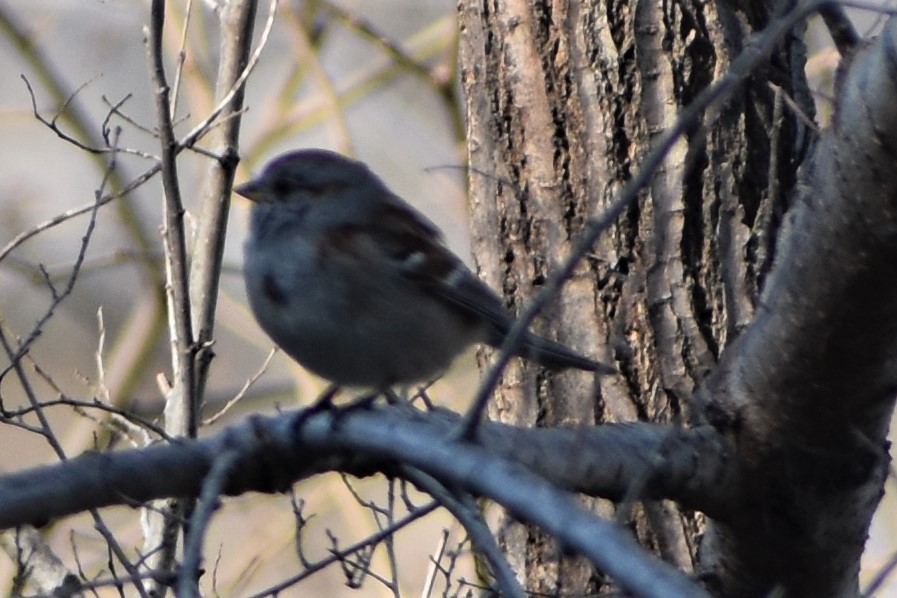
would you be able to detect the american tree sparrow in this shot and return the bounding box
[236,149,614,389]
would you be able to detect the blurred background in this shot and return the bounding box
[0,1,474,595]
[0,0,893,595]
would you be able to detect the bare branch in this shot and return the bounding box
[701,13,897,595]
[0,128,121,454]
[819,3,860,56]
[188,0,260,407]
[177,0,278,151]
[202,348,275,426]
[0,526,80,596]
[256,498,438,597]
[0,407,717,596]
[177,448,241,597]
[0,164,162,268]
[20,75,110,154]
[401,466,523,598]
[146,0,197,438]
[143,2,199,589]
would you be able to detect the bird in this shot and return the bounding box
[235,149,615,390]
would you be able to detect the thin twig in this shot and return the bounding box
[420,529,448,598]
[177,0,278,151]
[0,127,120,447]
[177,448,241,597]
[402,466,524,598]
[0,162,162,268]
[203,349,276,426]
[19,75,110,154]
[248,500,440,598]
[91,513,151,598]
[170,0,194,121]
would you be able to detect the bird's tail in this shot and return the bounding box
[488,330,616,374]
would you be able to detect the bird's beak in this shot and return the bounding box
[234,179,263,202]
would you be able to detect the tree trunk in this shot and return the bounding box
[459,0,812,593]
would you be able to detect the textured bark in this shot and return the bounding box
[700,18,897,595]
[459,0,810,594]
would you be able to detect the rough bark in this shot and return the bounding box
[700,17,897,595]
[459,0,812,593]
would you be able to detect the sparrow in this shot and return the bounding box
[236,149,614,389]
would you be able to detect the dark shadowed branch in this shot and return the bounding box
[701,14,897,596]
[0,406,731,596]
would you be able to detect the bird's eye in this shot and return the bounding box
[271,179,291,197]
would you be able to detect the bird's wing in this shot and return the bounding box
[366,199,515,338]
[343,198,614,373]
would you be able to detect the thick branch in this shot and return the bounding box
[704,16,897,597]
[0,407,727,595]
[0,408,732,525]
[476,418,738,517]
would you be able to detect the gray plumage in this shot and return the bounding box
[238,149,614,388]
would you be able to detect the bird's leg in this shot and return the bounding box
[292,383,341,432]
[309,383,341,411]
[384,389,404,405]
[410,380,438,410]
[330,390,382,415]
